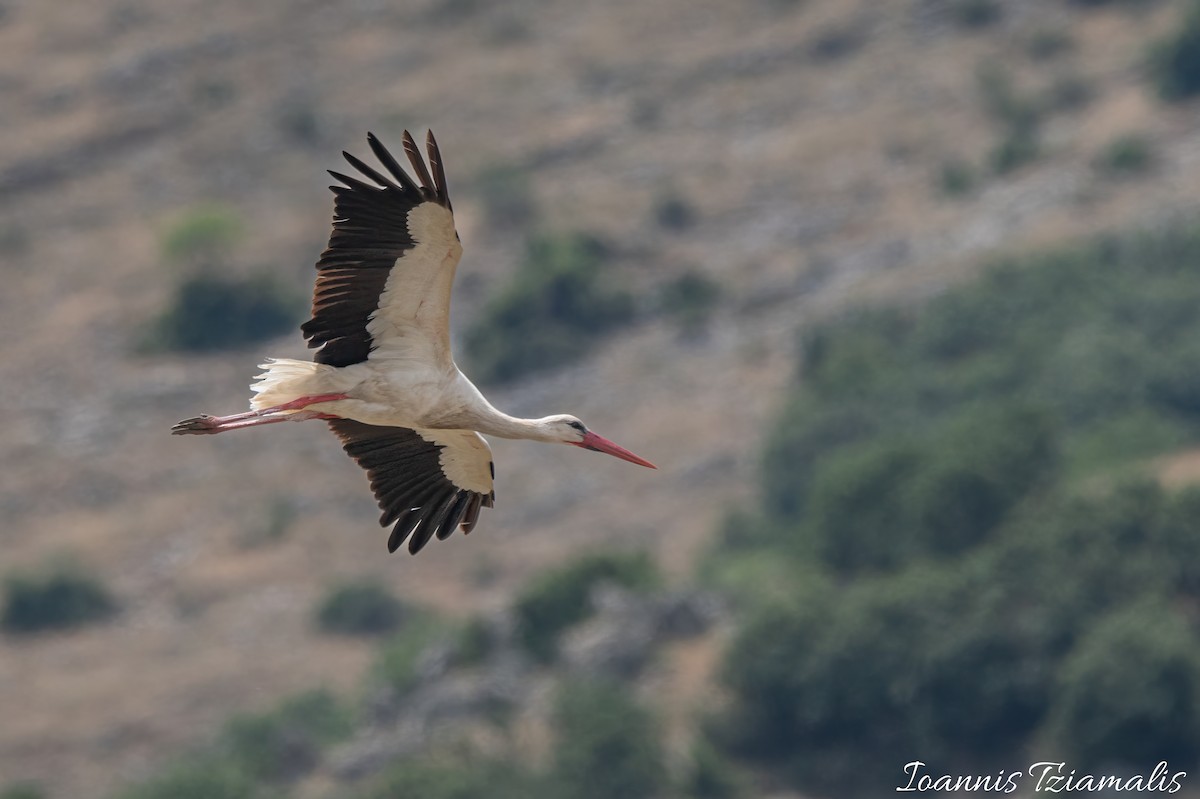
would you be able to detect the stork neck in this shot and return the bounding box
[472,410,556,442]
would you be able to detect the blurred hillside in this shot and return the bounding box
[3,0,1200,797]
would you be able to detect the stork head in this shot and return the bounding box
[545,415,656,469]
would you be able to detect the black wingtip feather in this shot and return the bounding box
[367,132,422,195]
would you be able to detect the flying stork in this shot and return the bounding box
[172,131,655,555]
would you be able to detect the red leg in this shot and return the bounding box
[171,394,349,436]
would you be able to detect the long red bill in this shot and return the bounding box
[575,431,657,469]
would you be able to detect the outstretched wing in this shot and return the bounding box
[328,420,495,555]
[302,130,463,369]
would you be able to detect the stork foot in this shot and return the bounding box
[171,415,223,435]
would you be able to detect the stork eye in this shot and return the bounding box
[568,421,586,433]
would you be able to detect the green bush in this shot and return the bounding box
[1095,133,1153,175]
[936,159,975,197]
[464,232,634,383]
[801,402,1057,573]
[162,204,243,267]
[114,759,258,799]
[951,0,1001,28]
[1150,1,1200,101]
[718,479,1200,794]
[1044,599,1200,766]
[0,783,45,799]
[355,757,542,799]
[2,565,116,634]
[219,688,352,783]
[658,270,721,334]
[315,581,405,636]
[144,273,300,353]
[372,614,446,694]
[1026,28,1074,61]
[514,551,658,662]
[551,679,667,799]
[653,191,696,231]
[684,740,745,799]
[719,563,1051,793]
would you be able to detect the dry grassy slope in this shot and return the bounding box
[2,0,1199,795]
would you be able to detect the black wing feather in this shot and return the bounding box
[328,420,490,555]
[301,131,453,368]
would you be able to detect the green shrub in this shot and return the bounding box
[219,688,351,783]
[936,159,975,197]
[114,759,258,799]
[684,739,745,799]
[0,783,45,799]
[143,273,300,353]
[514,551,658,662]
[1026,28,1074,61]
[1045,599,1200,765]
[373,614,446,694]
[2,564,116,634]
[1095,133,1153,175]
[951,0,1001,28]
[719,562,1053,793]
[464,232,634,383]
[1150,1,1200,101]
[658,270,721,333]
[976,63,1041,174]
[315,581,405,636]
[653,191,696,231]
[355,757,541,799]
[801,402,1057,573]
[551,679,667,799]
[162,204,243,267]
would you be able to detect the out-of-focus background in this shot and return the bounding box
[4,0,1200,797]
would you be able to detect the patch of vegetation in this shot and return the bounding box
[451,615,494,667]
[142,273,300,353]
[0,783,45,799]
[1095,133,1153,175]
[1149,1,1200,101]
[1043,72,1093,112]
[354,757,543,799]
[652,190,696,231]
[936,159,975,197]
[977,63,1042,174]
[951,0,1001,28]
[707,220,1200,794]
[114,759,259,799]
[161,204,244,268]
[2,563,116,634]
[464,232,634,384]
[683,740,745,799]
[514,551,658,662]
[551,679,667,799]
[315,581,405,636]
[1026,28,1074,61]
[145,203,301,353]
[372,613,447,695]
[219,689,352,783]
[658,270,721,334]
[720,482,1200,793]
[112,688,353,798]
[1045,597,1200,766]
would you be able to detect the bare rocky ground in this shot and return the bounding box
[2,0,1199,795]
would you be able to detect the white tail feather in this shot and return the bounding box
[249,358,327,410]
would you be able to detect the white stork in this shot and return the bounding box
[172,131,655,555]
